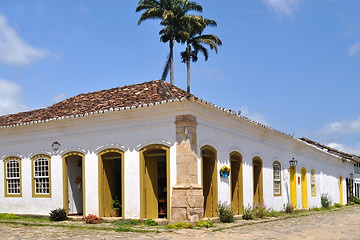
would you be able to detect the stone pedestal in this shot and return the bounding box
[171,115,204,222]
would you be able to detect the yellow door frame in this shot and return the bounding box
[230,152,243,215]
[290,166,297,209]
[139,144,170,219]
[62,152,86,216]
[340,176,343,205]
[201,145,218,217]
[301,167,307,209]
[98,149,124,218]
[252,157,263,206]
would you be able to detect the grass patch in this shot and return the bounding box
[0,213,20,220]
[166,222,192,229]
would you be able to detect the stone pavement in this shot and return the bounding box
[1,206,360,239]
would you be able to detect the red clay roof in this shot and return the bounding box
[0,80,191,127]
[299,137,360,162]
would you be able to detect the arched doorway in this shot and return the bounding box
[98,149,124,217]
[301,167,308,209]
[252,157,263,206]
[230,152,243,215]
[201,146,218,217]
[62,152,85,216]
[140,145,170,219]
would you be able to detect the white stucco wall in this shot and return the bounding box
[0,100,354,217]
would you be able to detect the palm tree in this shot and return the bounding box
[180,18,222,93]
[136,0,203,85]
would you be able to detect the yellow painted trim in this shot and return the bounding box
[310,169,316,196]
[252,157,263,205]
[290,167,297,209]
[229,152,243,214]
[301,167,308,209]
[98,148,124,218]
[62,152,85,216]
[139,144,170,219]
[4,157,22,198]
[201,145,218,217]
[273,161,282,197]
[339,176,343,205]
[31,154,51,198]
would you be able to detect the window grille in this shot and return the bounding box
[6,159,21,194]
[273,162,281,195]
[34,157,50,194]
[311,170,316,196]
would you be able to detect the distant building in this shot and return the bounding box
[0,80,357,221]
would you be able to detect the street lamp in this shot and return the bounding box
[289,158,298,168]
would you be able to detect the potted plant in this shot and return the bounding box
[110,196,121,217]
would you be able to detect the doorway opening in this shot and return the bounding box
[98,149,123,217]
[230,152,243,215]
[201,146,218,217]
[63,152,85,216]
[252,157,263,206]
[140,145,170,219]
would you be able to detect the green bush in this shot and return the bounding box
[312,207,320,211]
[0,213,20,220]
[321,193,332,209]
[334,203,342,208]
[83,214,102,224]
[131,219,139,225]
[350,195,360,204]
[253,203,269,218]
[242,205,254,220]
[284,203,294,214]
[195,219,213,228]
[166,222,192,229]
[145,218,158,226]
[49,208,67,221]
[268,209,281,217]
[218,201,234,223]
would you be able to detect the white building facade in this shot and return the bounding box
[0,80,356,221]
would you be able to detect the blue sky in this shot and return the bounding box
[0,0,359,154]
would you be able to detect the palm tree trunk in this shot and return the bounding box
[169,38,174,85]
[186,44,191,93]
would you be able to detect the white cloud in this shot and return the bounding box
[0,79,28,116]
[0,13,48,65]
[348,42,360,56]
[264,0,301,17]
[327,142,360,155]
[322,116,360,135]
[52,93,67,103]
[237,106,269,125]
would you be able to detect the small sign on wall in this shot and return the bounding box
[298,177,300,184]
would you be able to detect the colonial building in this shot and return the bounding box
[0,80,357,221]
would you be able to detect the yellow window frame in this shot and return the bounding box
[31,154,52,198]
[4,157,22,198]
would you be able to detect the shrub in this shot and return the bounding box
[166,222,192,229]
[49,208,67,221]
[145,218,158,226]
[312,207,320,211]
[350,195,360,204]
[195,219,213,228]
[284,203,294,214]
[131,219,139,225]
[83,214,102,224]
[0,213,20,220]
[334,203,342,208]
[218,201,234,223]
[268,209,281,217]
[321,193,332,209]
[253,203,269,218]
[242,205,254,220]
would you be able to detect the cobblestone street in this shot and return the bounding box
[1,206,359,239]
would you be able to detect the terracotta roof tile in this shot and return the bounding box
[0,80,191,127]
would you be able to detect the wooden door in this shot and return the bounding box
[145,156,158,218]
[103,160,114,217]
[231,160,240,214]
[203,155,213,217]
[301,168,307,209]
[253,164,260,205]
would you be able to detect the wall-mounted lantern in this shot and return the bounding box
[289,158,298,168]
[51,141,61,153]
